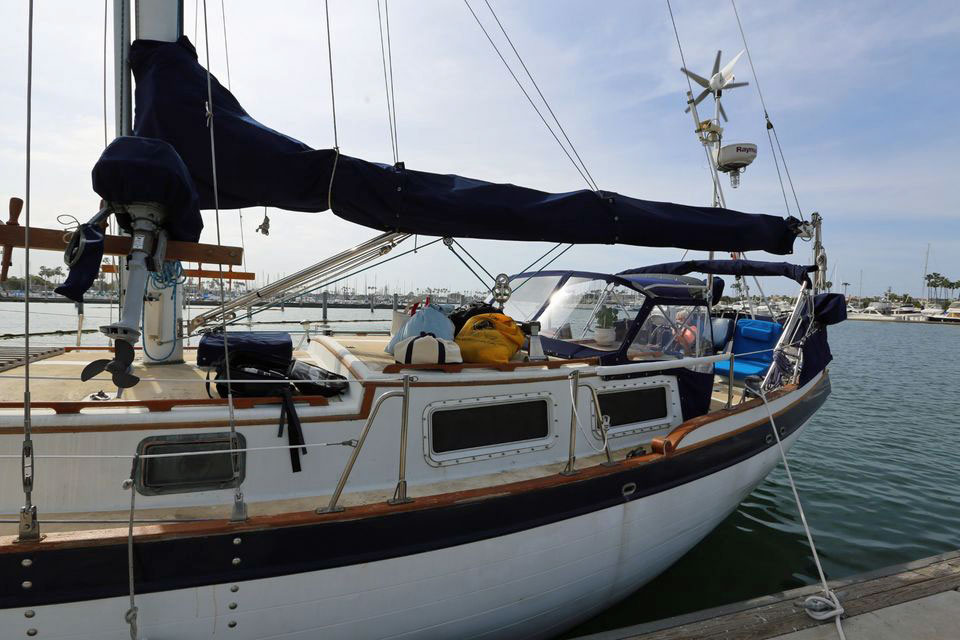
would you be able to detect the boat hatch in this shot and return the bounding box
[134,432,247,496]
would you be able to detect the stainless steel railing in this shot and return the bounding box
[317,375,413,514]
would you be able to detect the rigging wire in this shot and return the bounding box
[201,0,242,510]
[510,243,574,295]
[324,0,339,149]
[730,0,805,222]
[223,238,444,326]
[665,0,727,209]
[219,0,247,275]
[20,0,37,539]
[385,0,400,162]
[377,0,398,163]
[482,0,598,192]
[463,0,596,192]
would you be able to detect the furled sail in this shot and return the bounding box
[129,37,801,255]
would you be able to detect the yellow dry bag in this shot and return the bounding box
[455,313,525,363]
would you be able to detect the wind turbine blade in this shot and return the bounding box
[720,50,745,81]
[684,88,711,112]
[724,82,749,89]
[681,68,710,88]
[718,101,728,122]
[712,50,722,76]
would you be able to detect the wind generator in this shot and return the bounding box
[681,49,756,189]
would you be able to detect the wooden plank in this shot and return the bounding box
[0,225,243,266]
[0,346,64,373]
[577,550,960,640]
[100,263,255,280]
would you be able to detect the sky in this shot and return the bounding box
[1,0,958,298]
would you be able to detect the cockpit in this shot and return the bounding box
[501,270,721,361]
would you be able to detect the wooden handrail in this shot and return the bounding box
[0,224,243,266]
[100,263,255,280]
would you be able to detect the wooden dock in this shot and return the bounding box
[573,550,960,640]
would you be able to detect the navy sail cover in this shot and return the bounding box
[129,37,800,254]
[619,260,817,285]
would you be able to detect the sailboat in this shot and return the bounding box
[0,3,845,639]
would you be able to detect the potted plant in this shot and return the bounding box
[594,305,618,346]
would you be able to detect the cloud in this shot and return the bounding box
[0,0,958,295]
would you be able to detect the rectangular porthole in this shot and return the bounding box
[134,432,246,496]
[598,387,669,428]
[431,400,550,454]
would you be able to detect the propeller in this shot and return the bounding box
[80,339,140,388]
[712,49,723,77]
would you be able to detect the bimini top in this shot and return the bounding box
[124,36,803,255]
[510,270,717,304]
[619,259,817,286]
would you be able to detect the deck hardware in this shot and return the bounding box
[26,630,37,637]
[622,482,637,498]
[21,581,32,589]
[230,585,239,593]
[232,557,241,566]
[228,621,237,628]
[230,489,248,523]
[21,558,32,567]
[232,537,242,546]
[319,389,405,514]
[765,434,774,445]
[388,376,414,505]
[17,437,40,542]
[228,602,238,610]
[24,611,34,618]
[561,370,581,476]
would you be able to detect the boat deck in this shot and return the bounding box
[0,346,316,403]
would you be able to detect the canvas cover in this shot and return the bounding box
[127,37,802,255]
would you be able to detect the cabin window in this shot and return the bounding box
[598,387,669,427]
[430,399,550,454]
[134,432,246,495]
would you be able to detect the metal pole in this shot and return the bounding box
[561,369,579,476]
[389,375,413,505]
[318,390,403,513]
[322,290,328,322]
[727,353,735,409]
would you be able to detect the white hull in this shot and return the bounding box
[5,426,806,640]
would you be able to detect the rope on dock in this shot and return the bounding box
[758,387,846,640]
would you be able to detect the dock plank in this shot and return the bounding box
[574,551,960,640]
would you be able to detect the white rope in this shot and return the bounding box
[757,387,846,639]
[123,477,138,640]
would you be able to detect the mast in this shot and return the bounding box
[922,242,930,300]
[116,1,185,364]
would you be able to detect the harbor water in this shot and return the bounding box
[2,303,959,635]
